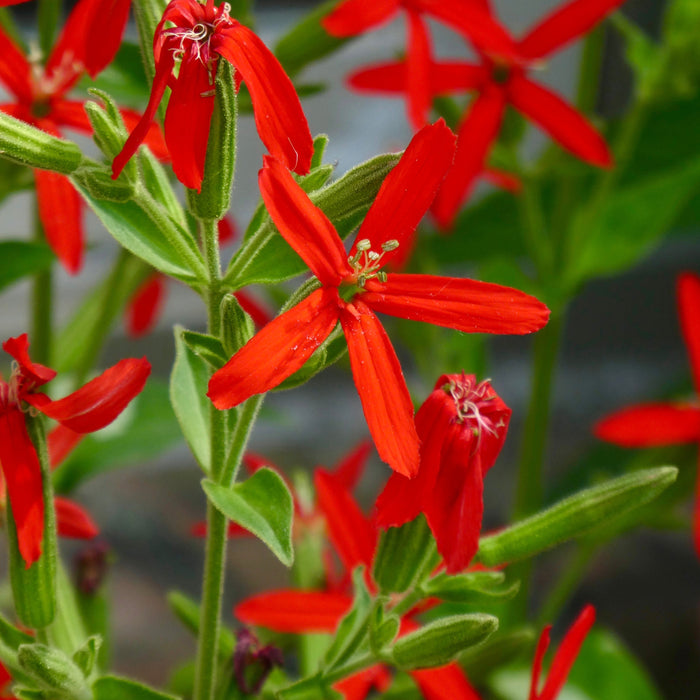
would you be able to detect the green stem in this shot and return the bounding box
[509,311,565,621]
[517,176,552,282]
[31,205,52,366]
[537,543,597,626]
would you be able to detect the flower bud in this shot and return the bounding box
[17,644,91,700]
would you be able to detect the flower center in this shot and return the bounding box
[346,238,399,288]
[444,375,499,438]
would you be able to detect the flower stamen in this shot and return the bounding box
[347,239,399,287]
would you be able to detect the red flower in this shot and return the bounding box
[376,374,510,573]
[595,272,700,555]
[529,605,595,700]
[0,0,162,273]
[112,0,313,191]
[208,121,549,478]
[235,469,481,700]
[323,0,512,130]
[0,334,150,566]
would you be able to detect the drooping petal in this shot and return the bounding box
[34,169,84,274]
[348,61,488,97]
[351,120,456,265]
[54,497,98,539]
[259,157,347,286]
[235,590,352,633]
[536,605,595,700]
[0,26,32,102]
[163,50,216,191]
[375,395,456,527]
[405,10,433,130]
[425,431,483,572]
[315,469,377,572]
[0,410,44,567]
[677,272,700,396]
[362,273,550,334]
[112,50,175,180]
[431,87,507,230]
[2,334,56,388]
[332,440,372,491]
[26,358,151,433]
[125,274,167,338]
[411,663,482,700]
[47,424,83,468]
[215,24,312,174]
[208,288,340,409]
[508,75,612,168]
[518,0,627,61]
[594,403,700,447]
[322,0,398,37]
[82,0,132,78]
[334,666,391,700]
[529,625,551,700]
[119,108,169,161]
[339,301,419,478]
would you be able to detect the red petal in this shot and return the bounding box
[411,663,481,700]
[26,358,151,433]
[50,100,93,133]
[537,605,595,700]
[351,120,456,265]
[83,0,131,78]
[594,403,700,447]
[208,288,339,409]
[216,25,312,174]
[0,26,32,102]
[332,440,373,491]
[47,424,83,468]
[425,432,483,573]
[405,11,433,130]
[678,272,700,396]
[218,216,238,245]
[529,625,551,700]
[334,666,391,700]
[54,497,98,539]
[120,108,169,161]
[315,470,377,572]
[112,51,174,180]
[35,170,84,274]
[508,75,612,168]
[340,302,419,478]
[363,273,550,334]
[259,157,347,286]
[235,590,352,633]
[431,88,507,229]
[375,394,456,527]
[0,411,44,567]
[483,167,521,192]
[2,334,56,387]
[349,61,487,97]
[164,52,215,191]
[125,274,167,338]
[322,0,398,37]
[519,0,627,61]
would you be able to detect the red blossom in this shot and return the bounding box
[112,0,313,191]
[595,272,700,555]
[0,0,162,273]
[0,334,150,566]
[376,374,511,573]
[208,121,549,478]
[529,605,596,700]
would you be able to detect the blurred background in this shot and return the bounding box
[0,0,699,697]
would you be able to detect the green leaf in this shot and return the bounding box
[224,152,400,289]
[322,568,372,673]
[72,636,101,678]
[567,159,700,287]
[170,327,213,473]
[275,0,350,78]
[0,241,54,292]
[476,467,678,567]
[181,331,229,370]
[54,379,182,493]
[567,629,662,700]
[392,614,499,670]
[73,182,203,283]
[93,676,180,700]
[202,468,294,566]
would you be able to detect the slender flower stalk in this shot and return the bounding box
[208,121,550,478]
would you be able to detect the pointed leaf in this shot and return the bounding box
[202,468,294,566]
[92,676,180,700]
